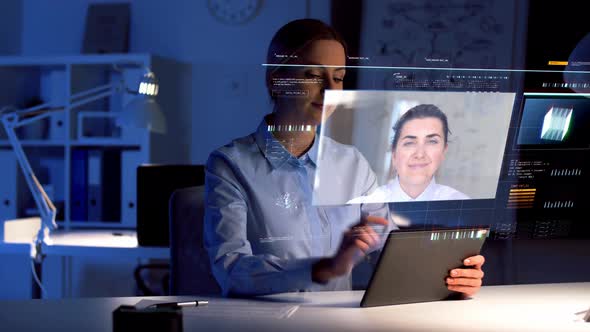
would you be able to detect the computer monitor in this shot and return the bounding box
[136,165,204,247]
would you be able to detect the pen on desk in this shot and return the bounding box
[150,301,209,308]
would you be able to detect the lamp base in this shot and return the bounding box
[3,217,41,244]
[3,217,50,261]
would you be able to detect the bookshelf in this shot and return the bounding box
[0,54,190,231]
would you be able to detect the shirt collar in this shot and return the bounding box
[255,117,318,169]
[416,177,437,200]
[307,134,319,166]
[390,177,437,201]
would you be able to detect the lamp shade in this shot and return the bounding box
[121,95,166,134]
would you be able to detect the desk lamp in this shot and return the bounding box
[1,68,165,262]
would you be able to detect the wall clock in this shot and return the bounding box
[207,0,263,25]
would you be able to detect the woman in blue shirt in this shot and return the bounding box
[204,19,485,297]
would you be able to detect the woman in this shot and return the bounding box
[204,19,483,297]
[348,104,469,203]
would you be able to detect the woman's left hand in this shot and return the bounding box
[446,255,485,298]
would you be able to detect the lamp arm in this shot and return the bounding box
[1,113,58,245]
[70,83,121,109]
[0,81,124,233]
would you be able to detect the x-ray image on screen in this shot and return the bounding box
[312,90,516,206]
[516,96,590,147]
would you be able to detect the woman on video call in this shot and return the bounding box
[204,19,484,297]
[348,104,469,203]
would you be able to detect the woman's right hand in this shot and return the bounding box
[312,215,388,283]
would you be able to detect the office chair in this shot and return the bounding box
[168,185,221,295]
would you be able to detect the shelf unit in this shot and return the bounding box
[0,54,190,231]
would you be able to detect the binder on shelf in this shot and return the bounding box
[120,150,142,228]
[71,149,88,221]
[101,149,121,222]
[87,150,103,221]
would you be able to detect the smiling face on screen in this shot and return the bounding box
[392,117,448,197]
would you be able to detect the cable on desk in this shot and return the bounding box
[30,260,47,298]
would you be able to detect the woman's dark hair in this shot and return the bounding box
[265,19,348,99]
[392,104,451,149]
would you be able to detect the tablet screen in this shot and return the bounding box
[361,226,489,308]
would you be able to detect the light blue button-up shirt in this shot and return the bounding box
[204,119,393,297]
[347,177,470,204]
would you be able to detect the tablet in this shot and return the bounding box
[360,226,489,308]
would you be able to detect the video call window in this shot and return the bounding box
[312,90,515,206]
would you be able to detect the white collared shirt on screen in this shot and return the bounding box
[347,177,469,204]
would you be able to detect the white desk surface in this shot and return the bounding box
[41,230,169,259]
[1,230,169,259]
[0,282,588,332]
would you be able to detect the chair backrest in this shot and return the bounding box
[169,185,221,295]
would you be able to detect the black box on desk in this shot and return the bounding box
[113,305,182,332]
[137,165,204,247]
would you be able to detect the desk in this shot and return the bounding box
[42,230,169,298]
[42,230,169,259]
[1,229,169,259]
[0,283,588,332]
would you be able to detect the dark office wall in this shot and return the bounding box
[0,0,22,55]
[482,239,590,285]
[20,0,331,164]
